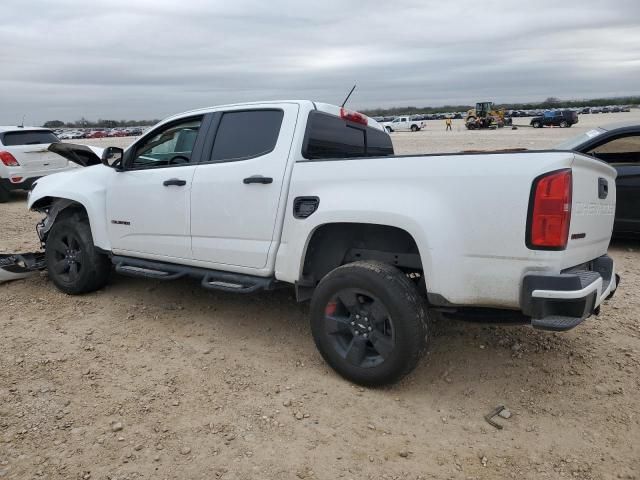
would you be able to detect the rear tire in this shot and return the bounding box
[45,212,111,295]
[559,120,568,128]
[385,126,393,133]
[410,125,419,132]
[310,261,428,386]
[0,184,9,203]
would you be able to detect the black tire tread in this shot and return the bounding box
[45,211,111,295]
[310,260,428,386]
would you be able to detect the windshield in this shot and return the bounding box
[554,128,606,150]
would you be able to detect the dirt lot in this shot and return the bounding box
[1,112,639,480]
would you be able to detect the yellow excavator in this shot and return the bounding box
[465,102,512,130]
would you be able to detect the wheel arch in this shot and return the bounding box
[296,222,426,301]
[30,194,110,251]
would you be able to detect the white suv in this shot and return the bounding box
[0,127,76,202]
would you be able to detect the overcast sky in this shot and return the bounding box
[1,0,639,124]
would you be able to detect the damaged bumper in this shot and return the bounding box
[0,253,46,284]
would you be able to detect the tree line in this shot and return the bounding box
[42,117,160,129]
[360,96,640,117]
[41,95,640,127]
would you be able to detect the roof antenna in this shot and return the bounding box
[19,115,25,128]
[341,84,357,108]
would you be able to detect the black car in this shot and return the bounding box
[556,122,640,235]
[531,110,579,128]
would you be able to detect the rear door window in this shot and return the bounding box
[211,110,284,162]
[1,130,59,146]
[302,110,394,160]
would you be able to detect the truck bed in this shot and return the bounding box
[278,150,616,309]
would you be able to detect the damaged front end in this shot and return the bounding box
[0,193,52,284]
[34,198,77,248]
[47,142,104,167]
[1,144,107,285]
[1,200,72,284]
[2,191,81,285]
[0,252,46,284]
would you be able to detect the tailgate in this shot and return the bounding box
[10,144,69,171]
[563,153,616,267]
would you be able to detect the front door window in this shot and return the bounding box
[129,118,202,169]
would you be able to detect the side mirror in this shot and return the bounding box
[101,146,124,169]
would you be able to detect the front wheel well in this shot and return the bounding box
[32,197,87,216]
[32,197,89,245]
[299,223,424,299]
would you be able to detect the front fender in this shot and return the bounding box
[28,165,113,251]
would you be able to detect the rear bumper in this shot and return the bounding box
[521,255,618,331]
[0,176,40,191]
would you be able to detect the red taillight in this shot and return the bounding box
[528,169,572,249]
[0,151,19,167]
[340,108,368,126]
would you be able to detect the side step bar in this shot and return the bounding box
[113,256,276,294]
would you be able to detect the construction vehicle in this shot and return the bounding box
[465,102,512,130]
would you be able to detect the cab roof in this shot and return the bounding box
[161,100,384,131]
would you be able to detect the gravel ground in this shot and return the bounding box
[0,112,639,480]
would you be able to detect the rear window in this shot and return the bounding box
[212,109,283,162]
[0,130,59,146]
[302,111,394,160]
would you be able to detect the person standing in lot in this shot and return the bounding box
[445,117,452,131]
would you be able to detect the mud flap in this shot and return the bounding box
[0,253,46,284]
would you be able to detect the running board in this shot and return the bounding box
[116,265,184,280]
[112,256,275,294]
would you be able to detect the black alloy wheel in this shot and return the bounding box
[50,231,84,283]
[322,289,395,368]
[310,261,427,386]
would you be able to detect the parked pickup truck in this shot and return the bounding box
[381,115,426,133]
[21,100,618,386]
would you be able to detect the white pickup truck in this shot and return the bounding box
[381,115,427,133]
[17,100,618,385]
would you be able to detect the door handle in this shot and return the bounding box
[598,178,608,199]
[243,175,273,185]
[163,178,187,187]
